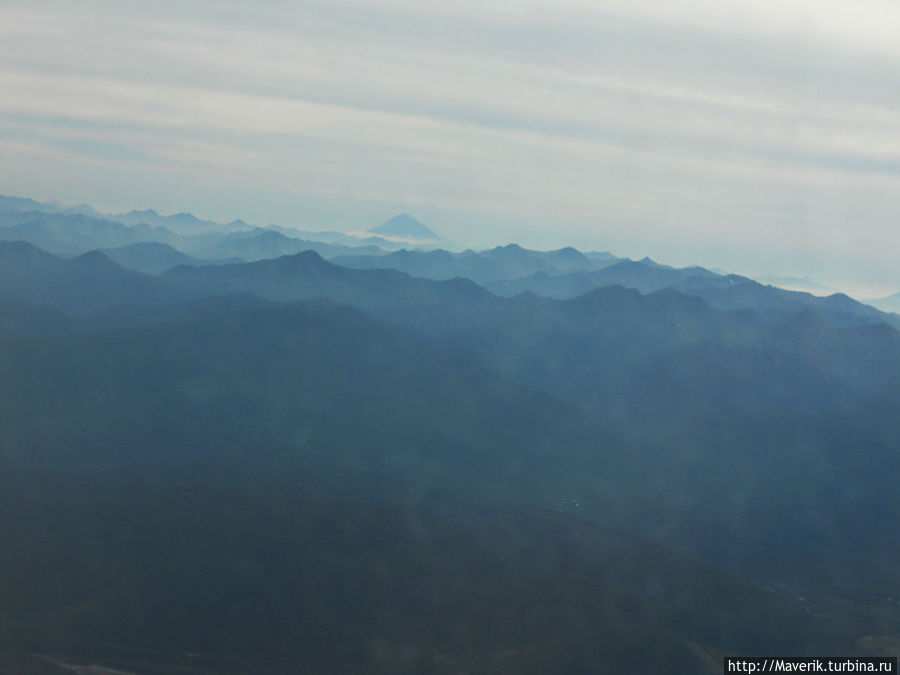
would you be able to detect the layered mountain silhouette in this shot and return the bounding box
[870,290,900,313]
[0,195,251,236]
[111,208,253,235]
[99,242,211,274]
[486,257,710,296]
[4,196,900,672]
[334,243,618,283]
[369,213,440,240]
[2,289,887,672]
[0,210,180,255]
[0,241,183,315]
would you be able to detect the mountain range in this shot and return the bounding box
[3,195,900,672]
[4,194,896,325]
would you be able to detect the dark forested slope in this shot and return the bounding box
[3,240,900,672]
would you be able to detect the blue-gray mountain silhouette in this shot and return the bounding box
[6,197,900,673]
[369,213,439,240]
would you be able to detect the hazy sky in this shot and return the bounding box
[2,1,899,293]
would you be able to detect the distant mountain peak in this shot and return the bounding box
[72,250,123,270]
[63,203,103,217]
[0,239,55,261]
[638,256,671,269]
[553,246,583,257]
[276,249,332,269]
[485,243,528,257]
[369,214,439,241]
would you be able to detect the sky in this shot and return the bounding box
[2,0,900,295]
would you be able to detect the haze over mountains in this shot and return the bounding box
[3,194,900,672]
[368,213,442,242]
[3,193,897,313]
[0,195,440,253]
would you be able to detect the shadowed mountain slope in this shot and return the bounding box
[99,242,210,274]
[486,258,716,297]
[0,241,188,315]
[333,243,617,284]
[6,240,900,603]
[0,301,880,673]
[161,249,494,315]
[184,228,388,262]
[0,210,179,255]
[483,258,896,329]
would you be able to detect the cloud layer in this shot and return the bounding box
[2,0,899,290]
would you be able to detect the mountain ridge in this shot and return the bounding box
[369,213,440,241]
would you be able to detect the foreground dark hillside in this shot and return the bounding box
[2,241,900,671]
[0,302,612,508]
[0,304,887,673]
[0,473,859,674]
